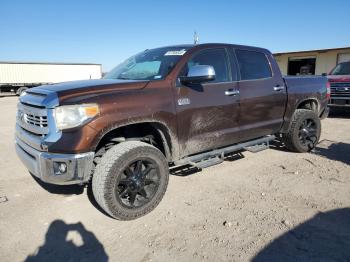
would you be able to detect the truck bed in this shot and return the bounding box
[280,75,328,132]
[283,75,328,95]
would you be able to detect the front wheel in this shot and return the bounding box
[92,141,169,220]
[283,109,321,153]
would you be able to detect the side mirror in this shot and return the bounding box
[180,65,216,84]
[322,73,327,76]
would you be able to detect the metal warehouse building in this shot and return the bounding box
[274,47,350,76]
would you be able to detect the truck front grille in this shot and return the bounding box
[330,82,350,97]
[23,113,48,127]
[17,103,49,136]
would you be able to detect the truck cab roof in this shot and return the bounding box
[152,43,271,54]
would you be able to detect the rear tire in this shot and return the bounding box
[283,109,321,153]
[92,141,169,220]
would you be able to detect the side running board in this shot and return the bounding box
[244,143,270,153]
[174,135,275,169]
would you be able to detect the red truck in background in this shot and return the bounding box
[327,61,350,108]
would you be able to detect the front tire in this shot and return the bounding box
[283,109,321,153]
[92,141,169,220]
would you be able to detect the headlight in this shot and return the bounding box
[54,104,99,130]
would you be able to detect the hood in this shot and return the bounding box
[30,79,150,104]
[33,79,149,93]
[327,75,350,82]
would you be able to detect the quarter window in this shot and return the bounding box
[187,49,230,83]
[236,50,272,80]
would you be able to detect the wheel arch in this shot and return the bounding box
[280,97,320,133]
[92,121,175,162]
[296,98,319,113]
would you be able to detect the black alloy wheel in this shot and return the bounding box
[283,109,321,153]
[116,159,160,209]
[298,118,318,149]
[92,141,169,220]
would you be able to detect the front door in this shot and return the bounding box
[175,48,240,157]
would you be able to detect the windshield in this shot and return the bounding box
[104,46,189,80]
[329,62,350,75]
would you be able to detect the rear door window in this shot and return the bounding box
[235,49,272,80]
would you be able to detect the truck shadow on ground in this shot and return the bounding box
[312,140,350,165]
[252,208,350,262]
[24,220,108,262]
[328,107,350,119]
[270,138,350,166]
[31,174,85,195]
[30,174,113,218]
[0,94,17,98]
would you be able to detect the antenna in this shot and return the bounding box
[193,31,199,45]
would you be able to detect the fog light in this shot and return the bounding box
[54,162,67,175]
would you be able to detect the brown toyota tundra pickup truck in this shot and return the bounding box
[15,43,329,220]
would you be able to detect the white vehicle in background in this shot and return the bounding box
[0,62,102,95]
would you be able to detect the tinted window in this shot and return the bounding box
[236,50,272,80]
[187,48,230,83]
[329,62,350,75]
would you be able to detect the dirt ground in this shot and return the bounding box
[0,96,349,262]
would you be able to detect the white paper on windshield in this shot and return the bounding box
[164,49,187,56]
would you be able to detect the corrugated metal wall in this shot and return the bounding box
[0,63,101,84]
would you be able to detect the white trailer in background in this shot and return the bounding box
[0,62,102,95]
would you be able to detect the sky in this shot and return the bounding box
[1,0,349,71]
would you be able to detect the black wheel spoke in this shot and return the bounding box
[124,166,133,177]
[308,128,317,135]
[142,165,154,176]
[138,188,148,199]
[129,192,137,206]
[118,179,130,185]
[145,178,158,185]
[119,187,129,198]
[135,160,142,174]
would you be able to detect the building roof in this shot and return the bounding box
[274,46,350,56]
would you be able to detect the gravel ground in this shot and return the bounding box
[0,96,349,262]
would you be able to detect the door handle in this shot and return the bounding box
[225,89,240,96]
[273,86,284,91]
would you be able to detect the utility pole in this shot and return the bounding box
[193,31,199,45]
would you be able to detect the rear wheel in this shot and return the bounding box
[283,109,321,153]
[92,141,169,220]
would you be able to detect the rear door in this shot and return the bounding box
[175,47,240,156]
[234,49,287,141]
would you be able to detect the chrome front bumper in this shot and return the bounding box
[15,137,94,185]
